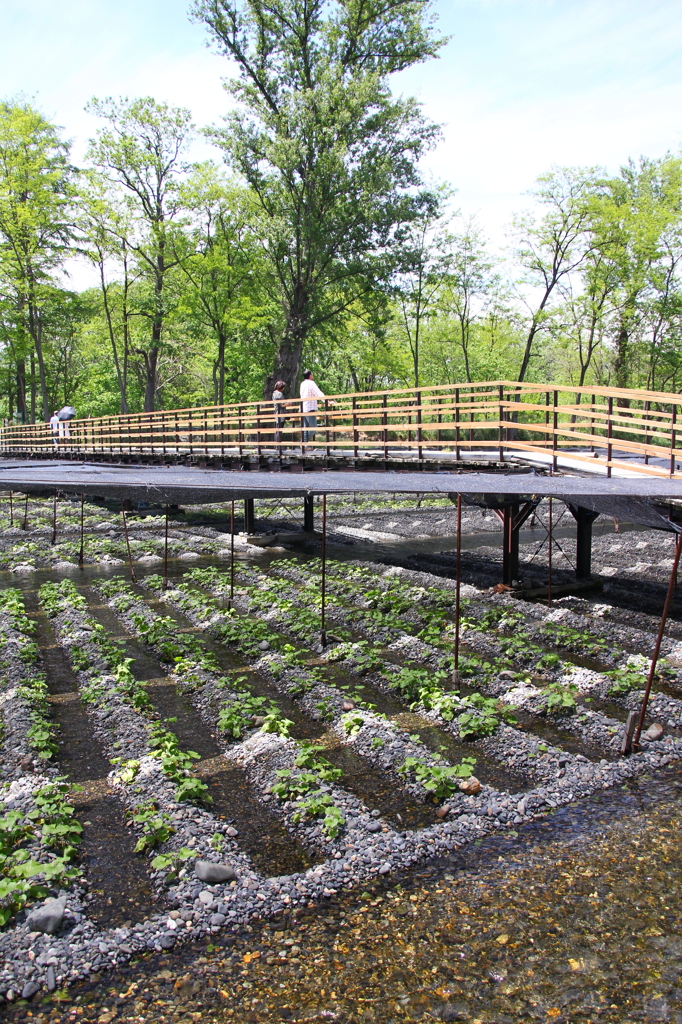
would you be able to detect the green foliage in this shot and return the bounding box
[398,755,477,801]
[148,723,212,806]
[128,802,174,854]
[456,693,515,740]
[0,779,82,928]
[606,667,648,696]
[541,681,579,714]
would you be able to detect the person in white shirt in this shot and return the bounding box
[49,411,60,448]
[299,369,325,443]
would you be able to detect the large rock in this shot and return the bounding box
[644,723,664,742]
[194,860,237,884]
[26,895,67,935]
[458,776,481,795]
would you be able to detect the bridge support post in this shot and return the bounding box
[493,500,539,586]
[568,504,599,579]
[244,498,255,534]
[303,495,314,533]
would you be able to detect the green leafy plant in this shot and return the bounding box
[606,667,647,696]
[398,755,477,801]
[128,802,174,853]
[148,723,212,805]
[541,681,579,714]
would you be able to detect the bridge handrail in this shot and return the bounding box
[2,380,682,478]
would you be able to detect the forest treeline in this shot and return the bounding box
[1,0,682,423]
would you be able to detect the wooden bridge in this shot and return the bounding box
[2,381,682,479]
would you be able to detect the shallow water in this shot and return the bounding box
[7,765,682,1023]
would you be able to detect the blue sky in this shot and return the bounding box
[2,0,682,260]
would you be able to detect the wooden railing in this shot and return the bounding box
[2,381,682,478]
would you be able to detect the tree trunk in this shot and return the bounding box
[264,292,308,399]
[217,329,226,405]
[614,323,629,390]
[30,353,36,423]
[143,347,159,413]
[16,360,27,423]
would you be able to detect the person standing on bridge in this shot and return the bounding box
[272,379,288,446]
[300,369,326,444]
[50,410,60,448]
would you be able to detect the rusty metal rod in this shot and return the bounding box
[121,507,137,583]
[23,493,28,531]
[230,499,235,608]
[632,529,682,750]
[163,504,169,590]
[321,494,327,647]
[9,491,13,527]
[453,492,462,683]
[547,496,553,607]
[51,491,57,546]
[78,494,85,567]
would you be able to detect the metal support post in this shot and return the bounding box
[23,493,28,531]
[51,491,57,546]
[547,497,552,607]
[163,504,169,590]
[244,497,255,534]
[230,499,235,608]
[502,503,520,586]
[320,495,327,647]
[79,494,85,567]
[121,507,137,583]
[9,491,13,527]
[632,529,682,751]
[303,495,314,533]
[568,504,599,580]
[453,493,462,685]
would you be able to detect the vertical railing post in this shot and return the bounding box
[469,391,474,446]
[324,399,330,459]
[416,390,423,462]
[498,384,504,462]
[644,400,650,465]
[670,402,677,477]
[437,395,443,450]
[204,407,208,459]
[188,408,194,458]
[382,393,388,462]
[455,387,460,461]
[552,390,558,472]
[545,390,550,447]
[256,403,262,459]
[238,406,243,459]
[607,396,613,478]
[352,397,358,459]
[591,394,596,453]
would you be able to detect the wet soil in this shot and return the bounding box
[79,587,313,879]
[19,588,154,929]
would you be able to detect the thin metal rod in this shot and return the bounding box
[454,492,462,682]
[321,494,327,647]
[121,507,137,583]
[78,494,85,567]
[9,491,13,528]
[51,491,57,546]
[163,504,169,590]
[547,496,553,607]
[633,529,682,750]
[230,499,235,608]
[23,493,28,531]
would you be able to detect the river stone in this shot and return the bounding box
[644,723,664,742]
[159,934,176,949]
[21,982,40,1001]
[459,776,481,795]
[46,966,56,992]
[26,895,67,935]
[195,860,237,883]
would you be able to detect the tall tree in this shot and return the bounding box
[442,217,498,383]
[193,0,445,396]
[177,163,270,404]
[513,167,597,384]
[393,191,452,387]
[86,97,193,411]
[0,100,74,420]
